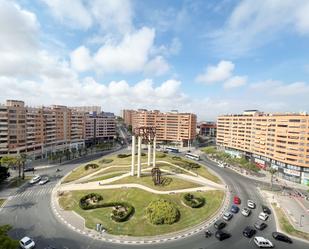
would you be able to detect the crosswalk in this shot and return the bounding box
[11,184,54,200]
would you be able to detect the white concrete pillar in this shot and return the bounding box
[131,136,136,176]
[137,136,142,177]
[147,142,151,166]
[152,136,156,167]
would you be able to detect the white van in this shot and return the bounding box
[254,236,273,248]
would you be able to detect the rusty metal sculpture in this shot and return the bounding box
[151,166,162,185]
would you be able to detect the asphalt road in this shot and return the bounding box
[0,150,308,249]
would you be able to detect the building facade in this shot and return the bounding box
[198,122,217,137]
[131,109,197,146]
[121,109,136,126]
[217,110,309,185]
[0,100,115,159]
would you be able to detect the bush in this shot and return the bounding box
[146,199,180,225]
[117,154,130,158]
[183,193,205,208]
[172,156,182,161]
[84,163,99,170]
[156,152,166,158]
[141,152,146,156]
[100,158,113,164]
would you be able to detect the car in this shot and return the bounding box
[243,226,256,238]
[223,212,233,221]
[215,230,231,241]
[233,196,241,204]
[39,176,49,185]
[247,200,256,209]
[230,205,239,213]
[29,175,41,184]
[241,207,251,217]
[24,167,35,172]
[20,236,35,249]
[214,220,226,230]
[254,221,267,231]
[262,205,271,214]
[254,236,274,248]
[258,212,269,221]
[272,232,292,243]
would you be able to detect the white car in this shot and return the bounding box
[254,236,274,248]
[29,175,41,184]
[241,207,251,217]
[247,200,256,209]
[20,236,35,249]
[258,212,269,221]
[39,176,49,185]
[223,212,233,221]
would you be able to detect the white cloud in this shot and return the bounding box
[224,76,247,89]
[144,56,170,76]
[70,46,93,72]
[211,0,309,56]
[195,60,235,84]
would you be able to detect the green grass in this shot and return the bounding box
[59,188,224,236]
[106,175,202,191]
[0,198,6,207]
[7,176,31,188]
[92,166,130,177]
[86,172,127,182]
[272,204,309,241]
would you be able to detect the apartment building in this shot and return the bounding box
[130,109,197,146]
[198,122,217,137]
[0,100,115,159]
[217,110,309,185]
[72,106,101,113]
[121,109,135,126]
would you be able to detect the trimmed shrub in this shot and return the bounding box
[141,152,146,156]
[183,193,205,208]
[172,156,182,161]
[100,158,113,164]
[84,163,99,170]
[146,199,180,225]
[117,154,130,158]
[156,153,166,158]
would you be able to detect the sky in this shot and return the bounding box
[1,0,309,121]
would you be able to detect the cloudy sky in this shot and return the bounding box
[1,0,309,120]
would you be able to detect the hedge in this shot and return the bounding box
[117,154,130,158]
[79,193,134,222]
[183,193,205,208]
[84,163,99,170]
[100,158,113,164]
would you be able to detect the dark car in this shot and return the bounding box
[230,205,240,213]
[215,230,231,241]
[272,232,292,243]
[24,167,35,172]
[254,221,267,231]
[262,205,271,215]
[214,220,226,230]
[243,226,256,238]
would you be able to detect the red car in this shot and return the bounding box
[233,196,241,205]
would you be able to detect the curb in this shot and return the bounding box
[50,158,231,244]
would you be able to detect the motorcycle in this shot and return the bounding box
[205,230,212,238]
[56,168,61,172]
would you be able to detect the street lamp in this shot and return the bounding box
[300,214,305,227]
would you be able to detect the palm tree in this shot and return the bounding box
[19,153,28,180]
[269,168,277,190]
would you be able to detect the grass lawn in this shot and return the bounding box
[59,188,224,236]
[272,204,309,241]
[7,176,31,188]
[0,198,6,207]
[106,175,202,191]
[86,172,127,182]
[91,166,130,177]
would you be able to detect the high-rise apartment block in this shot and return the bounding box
[123,109,197,146]
[217,110,309,185]
[121,109,135,126]
[0,100,115,159]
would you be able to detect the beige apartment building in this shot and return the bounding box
[0,100,115,159]
[217,110,309,185]
[121,109,135,126]
[125,109,197,146]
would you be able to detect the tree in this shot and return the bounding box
[0,225,19,249]
[269,168,277,190]
[17,154,28,180]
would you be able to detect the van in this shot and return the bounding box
[254,236,274,248]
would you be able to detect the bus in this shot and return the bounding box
[185,153,200,161]
[166,147,179,153]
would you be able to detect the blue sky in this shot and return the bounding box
[1,0,309,120]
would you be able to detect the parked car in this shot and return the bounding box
[233,196,241,204]
[254,236,274,248]
[214,220,226,230]
[24,167,35,172]
[20,236,35,249]
[272,232,292,243]
[223,212,233,221]
[243,226,256,238]
[262,205,271,214]
[241,207,251,217]
[247,200,256,209]
[230,205,239,213]
[258,212,269,221]
[29,175,41,184]
[215,230,231,241]
[39,177,49,185]
[254,221,267,231]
